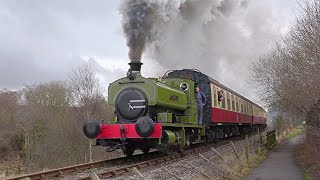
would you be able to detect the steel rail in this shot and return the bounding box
[5,151,162,180]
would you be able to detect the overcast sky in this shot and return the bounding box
[0,0,299,104]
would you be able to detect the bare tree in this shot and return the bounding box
[68,63,108,163]
[19,82,75,171]
[0,66,115,172]
[0,90,19,159]
[250,1,320,123]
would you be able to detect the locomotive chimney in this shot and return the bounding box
[127,62,143,80]
[129,62,142,72]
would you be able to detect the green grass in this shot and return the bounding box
[239,150,269,178]
[286,127,306,139]
[303,170,313,180]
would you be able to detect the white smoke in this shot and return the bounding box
[121,0,288,100]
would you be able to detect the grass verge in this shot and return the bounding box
[294,133,319,180]
[237,149,269,179]
[286,127,305,139]
[294,143,313,180]
[303,171,313,180]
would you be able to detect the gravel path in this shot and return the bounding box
[244,135,305,180]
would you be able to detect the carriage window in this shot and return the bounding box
[236,100,239,112]
[241,103,244,113]
[227,99,231,110]
[227,93,231,110]
[246,102,248,114]
[211,84,217,107]
[221,91,226,109]
[236,98,238,112]
[243,102,247,114]
[231,95,235,111]
[232,100,235,111]
[212,86,217,107]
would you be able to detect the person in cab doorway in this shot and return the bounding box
[195,85,206,125]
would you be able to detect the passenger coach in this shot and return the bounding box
[167,70,267,141]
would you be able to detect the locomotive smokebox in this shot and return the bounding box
[127,62,143,79]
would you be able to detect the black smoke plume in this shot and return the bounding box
[121,0,153,62]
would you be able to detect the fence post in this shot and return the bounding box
[211,147,224,161]
[5,167,9,176]
[132,167,146,180]
[266,131,269,149]
[251,134,254,153]
[230,141,241,166]
[257,128,261,153]
[90,171,100,180]
[245,135,249,161]
[198,153,233,179]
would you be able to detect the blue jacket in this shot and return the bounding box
[196,91,206,107]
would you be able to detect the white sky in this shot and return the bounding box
[0,0,300,106]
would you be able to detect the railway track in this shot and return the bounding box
[5,136,253,180]
[5,151,163,180]
[78,144,219,180]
